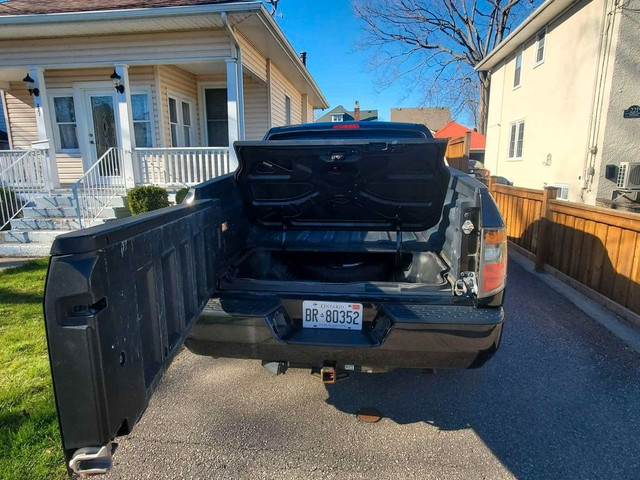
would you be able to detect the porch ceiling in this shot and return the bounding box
[0,68,24,84]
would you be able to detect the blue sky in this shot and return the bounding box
[275,1,473,125]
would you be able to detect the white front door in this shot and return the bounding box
[83,90,121,180]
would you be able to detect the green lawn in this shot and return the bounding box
[0,259,67,480]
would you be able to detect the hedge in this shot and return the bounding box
[126,186,170,215]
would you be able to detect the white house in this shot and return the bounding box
[477,0,639,207]
[0,0,328,255]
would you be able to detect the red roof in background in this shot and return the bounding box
[434,121,486,150]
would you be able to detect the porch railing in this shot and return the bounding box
[135,147,230,186]
[0,149,50,231]
[72,148,126,229]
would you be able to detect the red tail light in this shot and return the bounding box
[479,228,507,298]
[332,123,360,129]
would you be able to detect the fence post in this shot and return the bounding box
[488,175,497,196]
[535,186,559,272]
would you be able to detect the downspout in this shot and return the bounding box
[221,11,245,140]
[581,0,618,201]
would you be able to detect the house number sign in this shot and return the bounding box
[623,105,640,118]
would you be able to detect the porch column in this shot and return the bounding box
[114,64,139,189]
[226,58,240,171]
[29,68,60,189]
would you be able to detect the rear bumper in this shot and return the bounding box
[185,299,504,370]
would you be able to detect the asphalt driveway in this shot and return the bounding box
[104,259,640,479]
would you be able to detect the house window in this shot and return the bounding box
[513,51,522,88]
[204,88,228,147]
[534,29,546,66]
[285,95,291,125]
[551,184,569,200]
[168,95,195,147]
[52,96,79,152]
[508,120,525,160]
[131,93,153,148]
[331,114,344,122]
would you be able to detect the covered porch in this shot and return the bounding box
[0,57,260,188]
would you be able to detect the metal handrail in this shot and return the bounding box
[0,149,49,231]
[72,148,126,229]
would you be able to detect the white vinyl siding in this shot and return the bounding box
[0,30,231,68]
[3,82,37,149]
[243,75,269,140]
[269,62,302,127]
[237,33,267,82]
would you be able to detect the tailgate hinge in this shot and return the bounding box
[69,443,113,477]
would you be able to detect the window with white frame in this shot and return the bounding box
[508,120,525,160]
[534,28,546,66]
[551,184,569,200]
[51,96,79,152]
[285,95,292,125]
[513,51,522,88]
[168,95,195,147]
[331,113,344,122]
[131,93,153,148]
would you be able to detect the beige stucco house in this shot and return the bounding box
[0,0,328,255]
[477,0,639,206]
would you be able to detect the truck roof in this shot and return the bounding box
[263,121,434,140]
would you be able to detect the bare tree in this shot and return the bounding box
[353,0,539,133]
[265,0,280,17]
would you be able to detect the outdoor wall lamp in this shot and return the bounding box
[23,74,39,97]
[110,70,125,94]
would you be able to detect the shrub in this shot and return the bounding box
[126,186,170,215]
[175,187,189,205]
[0,186,19,230]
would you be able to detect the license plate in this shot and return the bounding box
[302,301,363,330]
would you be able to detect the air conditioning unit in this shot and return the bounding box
[616,162,640,189]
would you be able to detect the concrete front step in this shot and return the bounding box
[0,242,53,257]
[31,195,127,209]
[9,217,106,231]
[22,206,129,219]
[2,230,71,244]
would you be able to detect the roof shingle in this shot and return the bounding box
[0,0,240,17]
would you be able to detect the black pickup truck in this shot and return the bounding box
[44,122,506,475]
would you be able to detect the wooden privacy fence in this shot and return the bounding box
[488,177,640,318]
[444,132,470,173]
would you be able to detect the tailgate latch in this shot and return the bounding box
[454,271,478,296]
